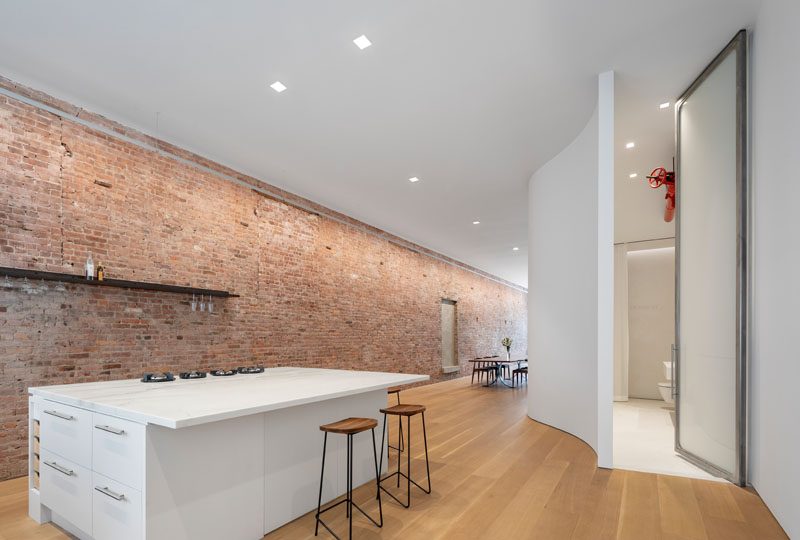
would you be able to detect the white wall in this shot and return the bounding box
[528,72,614,467]
[627,247,675,399]
[528,106,598,456]
[750,0,800,537]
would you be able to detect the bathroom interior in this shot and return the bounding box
[613,239,717,480]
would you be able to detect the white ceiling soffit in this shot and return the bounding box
[0,0,760,287]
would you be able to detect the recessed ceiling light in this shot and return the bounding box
[472,221,481,225]
[659,102,671,109]
[409,177,420,183]
[629,173,638,178]
[625,142,635,149]
[270,81,287,93]
[353,35,372,50]
[512,247,520,251]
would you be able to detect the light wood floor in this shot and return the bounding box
[0,377,787,540]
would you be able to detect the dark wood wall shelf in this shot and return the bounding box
[0,267,239,298]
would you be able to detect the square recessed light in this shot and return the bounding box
[629,173,638,179]
[472,221,481,225]
[659,102,671,109]
[512,247,520,251]
[625,142,635,149]
[409,177,420,183]
[353,35,372,50]
[270,81,287,93]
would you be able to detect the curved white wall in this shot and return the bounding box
[527,72,614,465]
[528,107,598,452]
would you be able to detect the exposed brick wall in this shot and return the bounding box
[0,85,527,480]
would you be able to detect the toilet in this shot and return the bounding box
[657,360,674,405]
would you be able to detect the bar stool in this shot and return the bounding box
[386,386,404,453]
[378,404,431,508]
[315,417,383,539]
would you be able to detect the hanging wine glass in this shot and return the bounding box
[191,293,197,312]
[199,294,206,312]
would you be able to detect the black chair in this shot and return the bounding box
[512,366,528,387]
[315,417,383,539]
[471,356,498,384]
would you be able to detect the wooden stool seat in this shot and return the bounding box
[387,386,402,395]
[380,404,426,416]
[319,417,378,434]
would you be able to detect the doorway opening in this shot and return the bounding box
[613,242,715,479]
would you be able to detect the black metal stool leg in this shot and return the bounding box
[421,412,432,493]
[347,434,352,539]
[396,415,402,488]
[406,413,411,507]
[315,432,328,536]
[397,393,404,453]
[370,427,383,527]
[379,412,386,482]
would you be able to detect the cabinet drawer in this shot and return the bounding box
[40,450,92,535]
[40,401,92,468]
[92,471,142,540]
[92,413,144,490]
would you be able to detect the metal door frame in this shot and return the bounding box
[674,29,749,486]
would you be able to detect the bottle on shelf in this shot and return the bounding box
[85,253,94,280]
[96,262,105,281]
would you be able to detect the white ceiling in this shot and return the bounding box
[0,0,760,287]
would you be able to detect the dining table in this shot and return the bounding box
[468,357,528,388]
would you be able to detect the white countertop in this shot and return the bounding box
[29,367,429,429]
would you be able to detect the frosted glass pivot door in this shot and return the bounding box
[675,31,748,485]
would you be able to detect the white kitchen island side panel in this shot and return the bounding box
[264,389,387,533]
[145,413,265,540]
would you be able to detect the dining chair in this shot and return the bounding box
[471,356,494,384]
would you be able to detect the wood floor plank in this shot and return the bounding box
[727,486,789,540]
[571,468,625,540]
[617,470,663,540]
[0,376,787,540]
[657,475,708,540]
[482,460,570,539]
[692,478,746,522]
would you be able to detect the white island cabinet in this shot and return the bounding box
[28,367,428,540]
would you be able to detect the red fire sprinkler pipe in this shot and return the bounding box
[646,167,676,223]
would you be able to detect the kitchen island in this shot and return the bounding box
[27,367,429,540]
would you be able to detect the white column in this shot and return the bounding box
[596,71,614,468]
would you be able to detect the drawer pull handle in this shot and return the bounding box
[95,486,125,501]
[95,424,126,435]
[43,460,74,477]
[44,409,74,421]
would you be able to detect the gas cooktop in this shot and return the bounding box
[142,366,265,382]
